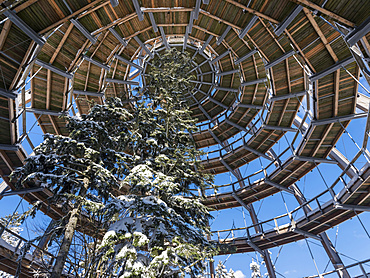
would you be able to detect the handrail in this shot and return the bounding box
[190,145,291,193]
[210,153,369,240]
[304,258,370,278]
[0,222,56,260]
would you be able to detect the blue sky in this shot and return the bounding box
[0,77,370,278]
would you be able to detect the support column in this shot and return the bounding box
[222,141,276,278]
[247,202,276,278]
[290,183,350,278]
[33,219,56,259]
[207,233,215,278]
[209,259,215,278]
[268,148,350,278]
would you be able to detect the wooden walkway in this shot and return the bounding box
[214,161,370,254]
[0,225,56,277]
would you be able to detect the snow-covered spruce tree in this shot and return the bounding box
[95,48,216,277]
[215,261,235,278]
[10,98,134,278]
[11,48,216,277]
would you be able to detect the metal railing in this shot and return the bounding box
[304,258,370,278]
[0,222,56,277]
[210,152,369,242]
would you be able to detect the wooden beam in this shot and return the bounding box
[0,150,14,171]
[333,69,340,117]
[0,20,11,51]
[199,10,241,30]
[223,0,279,24]
[46,70,51,111]
[141,7,193,12]
[9,42,36,91]
[289,0,355,27]
[14,0,38,12]
[245,33,269,62]
[304,8,338,63]
[311,123,334,157]
[285,30,316,73]
[48,115,61,135]
[259,18,285,52]
[48,0,65,19]
[361,37,370,57]
[50,23,74,63]
[8,99,16,145]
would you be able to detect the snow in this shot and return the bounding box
[115,244,136,260]
[133,232,148,247]
[100,230,117,247]
[142,196,166,207]
[108,217,134,234]
[123,164,154,187]
[146,138,158,145]
[154,154,169,163]
[0,271,13,278]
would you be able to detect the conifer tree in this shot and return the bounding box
[11,98,133,277]
[95,48,216,277]
[11,48,216,277]
[215,261,235,278]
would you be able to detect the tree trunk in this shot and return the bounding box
[51,187,86,278]
[50,204,81,278]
